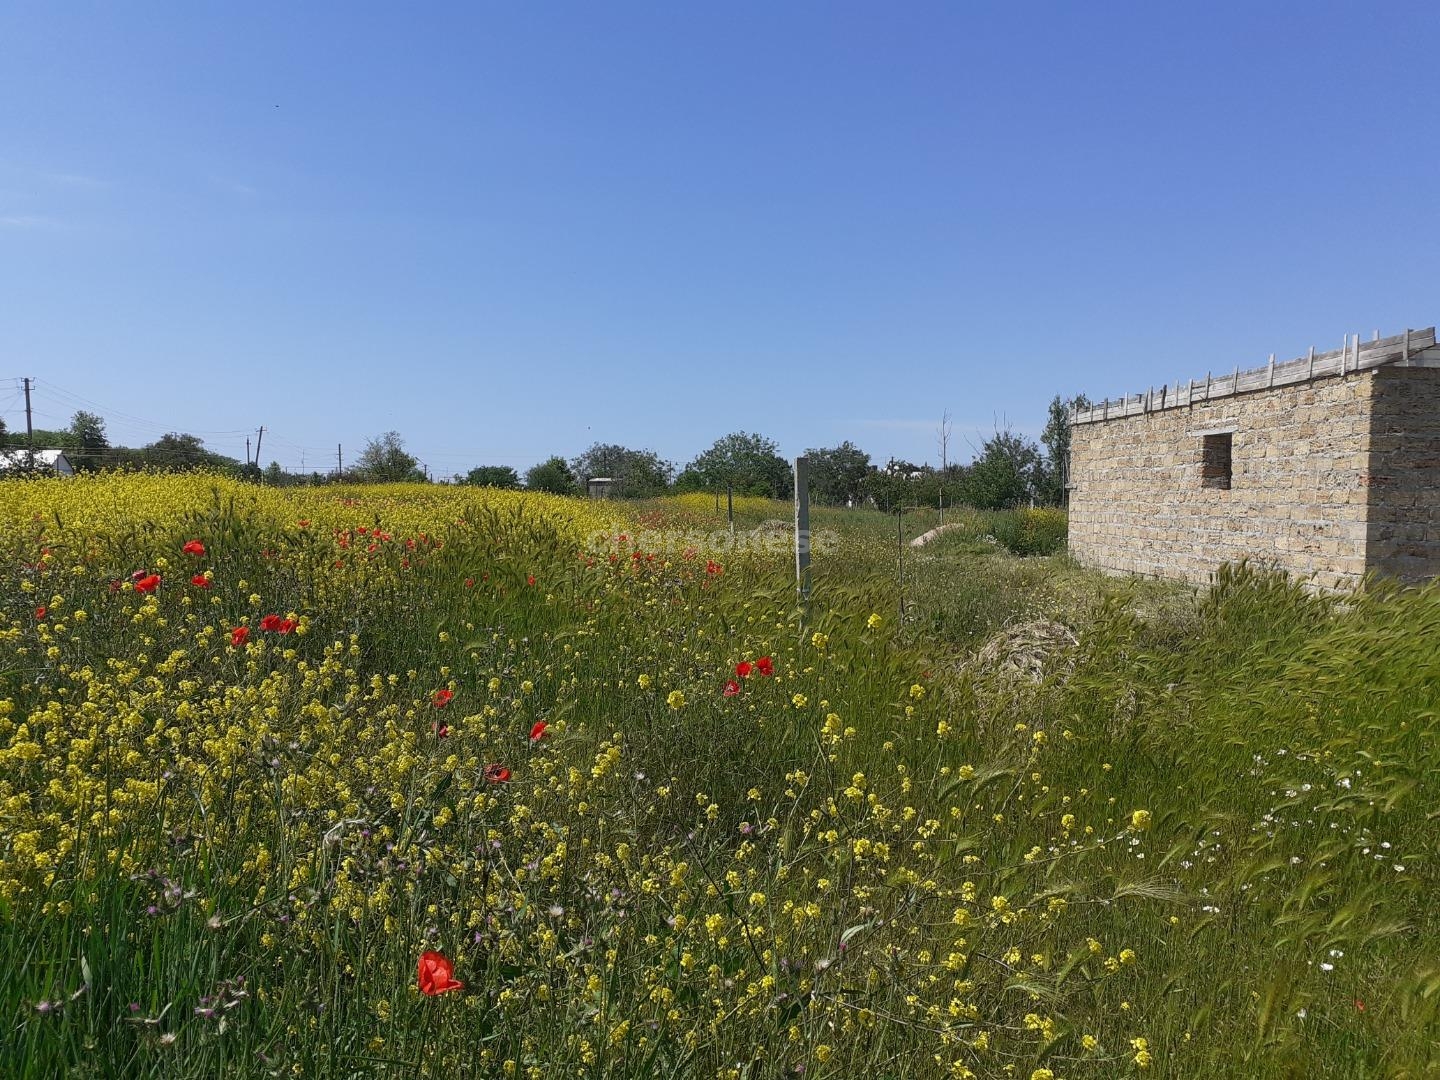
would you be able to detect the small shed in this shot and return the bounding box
[0,449,75,476]
[586,477,615,499]
[1068,326,1440,590]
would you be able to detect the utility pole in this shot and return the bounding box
[253,426,264,467]
[23,377,35,463]
[246,437,251,466]
[337,444,343,479]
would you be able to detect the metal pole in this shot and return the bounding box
[896,509,904,624]
[794,457,810,602]
[727,482,734,540]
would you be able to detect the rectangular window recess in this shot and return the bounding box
[1201,432,1232,490]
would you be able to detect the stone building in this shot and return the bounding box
[1067,327,1440,590]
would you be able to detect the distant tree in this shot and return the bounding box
[670,467,707,493]
[68,411,110,472]
[1036,394,1091,506]
[683,432,790,499]
[861,458,928,512]
[464,465,521,489]
[354,431,426,483]
[960,430,1042,510]
[140,432,240,473]
[805,441,871,505]
[526,456,578,495]
[571,443,672,498]
[1,426,73,451]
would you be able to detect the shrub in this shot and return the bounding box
[987,507,1068,556]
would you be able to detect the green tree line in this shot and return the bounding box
[4,397,1091,509]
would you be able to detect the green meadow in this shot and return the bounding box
[2,476,1437,1077]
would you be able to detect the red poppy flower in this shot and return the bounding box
[1355,998,1365,1012]
[191,574,211,589]
[231,626,250,647]
[735,661,753,679]
[182,540,206,556]
[464,578,475,588]
[526,575,537,587]
[259,614,283,632]
[34,606,46,620]
[723,680,741,697]
[432,689,454,709]
[417,951,464,996]
[483,763,511,783]
[276,618,296,635]
[755,656,774,677]
[134,574,161,594]
[529,720,548,742]
[297,519,310,528]
[706,560,723,576]
[432,722,450,738]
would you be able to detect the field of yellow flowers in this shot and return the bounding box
[3,474,1438,1078]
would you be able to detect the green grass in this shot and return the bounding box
[3,486,1438,1078]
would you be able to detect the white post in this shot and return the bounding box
[794,456,811,602]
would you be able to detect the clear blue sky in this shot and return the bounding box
[2,3,1436,478]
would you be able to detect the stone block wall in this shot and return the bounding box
[1366,365,1440,583]
[1068,373,1376,589]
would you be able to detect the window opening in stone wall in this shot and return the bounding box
[1201,433,1232,490]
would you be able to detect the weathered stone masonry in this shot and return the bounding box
[1068,328,1440,590]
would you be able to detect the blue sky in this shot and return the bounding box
[1,2,1436,478]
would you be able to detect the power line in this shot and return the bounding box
[35,379,252,438]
